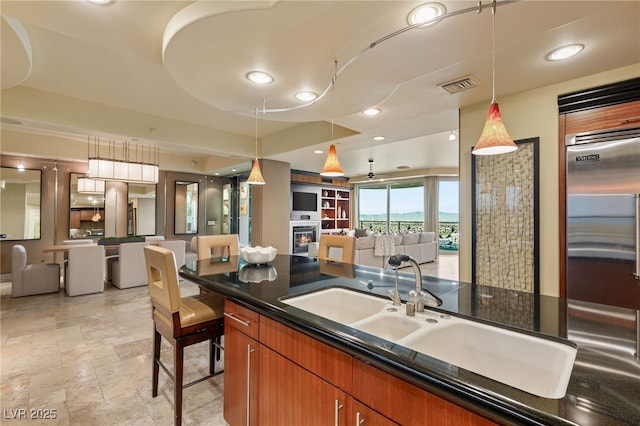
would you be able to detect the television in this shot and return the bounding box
[292,191,317,211]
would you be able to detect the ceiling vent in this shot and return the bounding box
[438,76,479,94]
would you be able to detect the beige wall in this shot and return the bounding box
[250,159,291,253]
[459,63,640,297]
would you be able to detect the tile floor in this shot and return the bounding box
[0,280,226,426]
[0,250,457,425]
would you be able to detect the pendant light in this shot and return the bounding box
[246,105,266,185]
[91,201,101,222]
[321,61,345,177]
[472,0,517,156]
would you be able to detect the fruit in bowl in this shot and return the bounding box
[239,246,277,265]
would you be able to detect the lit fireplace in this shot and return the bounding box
[292,226,316,253]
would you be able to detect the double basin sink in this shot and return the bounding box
[280,287,577,399]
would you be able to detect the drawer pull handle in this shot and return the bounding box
[356,412,365,425]
[224,312,251,327]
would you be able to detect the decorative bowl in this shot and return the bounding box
[239,265,278,283]
[239,245,277,265]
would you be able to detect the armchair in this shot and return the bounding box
[111,242,148,289]
[11,245,60,297]
[66,245,105,296]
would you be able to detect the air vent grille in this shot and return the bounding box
[438,76,479,94]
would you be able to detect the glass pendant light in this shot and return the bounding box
[472,0,517,156]
[321,61,345,177]
[247,106,266,185]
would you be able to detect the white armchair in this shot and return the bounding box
[11,245,60,297]
[66,245,105,296]
[184,236,198,264]
[111,242,147,289]
[158,240,186,268]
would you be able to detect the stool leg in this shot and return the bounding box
[209,339,215,375]
[152,328,161,397]
[174,341,184,426]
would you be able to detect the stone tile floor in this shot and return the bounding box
[0,280,227,426]
[0,251,457,425]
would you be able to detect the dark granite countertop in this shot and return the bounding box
[180,255,640,426]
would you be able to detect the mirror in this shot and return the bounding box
[69,173,105,238]
[0,167,42,240]
[128,183,156,236]
[175,181,198,234]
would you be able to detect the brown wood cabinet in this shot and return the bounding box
[259,344,349,425]
[223,301,497,426]
[224,300,260,426]
[353,360,496,426]
[70,208,104,228]
[70,210,81,228]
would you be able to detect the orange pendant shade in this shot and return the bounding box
[472,101,517,155]
[247,159,265,185]
[320,144,344,177]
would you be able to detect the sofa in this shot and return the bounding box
[354,232,437,268]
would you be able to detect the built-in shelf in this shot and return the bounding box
[321,188,350,232]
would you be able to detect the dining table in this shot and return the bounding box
[179,254,640,426]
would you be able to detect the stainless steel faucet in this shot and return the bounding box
[387,254,440,311]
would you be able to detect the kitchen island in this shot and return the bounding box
[180,255,640,426]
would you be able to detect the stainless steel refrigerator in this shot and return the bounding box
[566,126,640,310]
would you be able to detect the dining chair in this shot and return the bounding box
[158,240,186,268]
[143,245,224,426]
[11,244,60,297]
[111,242,147,289]
[318,234,356,264]
[184,236,198,264]
[196,234,239,260]
[66,245,105,296]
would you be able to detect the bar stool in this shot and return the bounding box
[318,234,356,263]
[143,245,225,426]
[196,234,239,260]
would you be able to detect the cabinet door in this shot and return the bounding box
[80,209,94,221]
[350,399,398,426]
[259,345,349,426]
[70,210,81,228]
[224,323,260,426]
[352,360,496,426]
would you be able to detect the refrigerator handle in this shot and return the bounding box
[635,194,640,280]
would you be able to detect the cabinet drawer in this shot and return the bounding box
[260,316,352,393]
[224,299,260,340]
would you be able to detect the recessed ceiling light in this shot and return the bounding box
[407,3,446,28]
[363,108,381,116]
[231,168,237,172]
[246,71,274,85]
[372,136,385,141]
[295,91,318,102]
[87,0,113,4]
[546,44,584,61]
[313,150,324,154]
[397,165,410,170]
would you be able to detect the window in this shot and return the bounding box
[438,179,459,250]
[358,180,424,234]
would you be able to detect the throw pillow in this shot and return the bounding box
[355,228,368,238]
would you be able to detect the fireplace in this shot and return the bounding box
[292,226,317,254]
